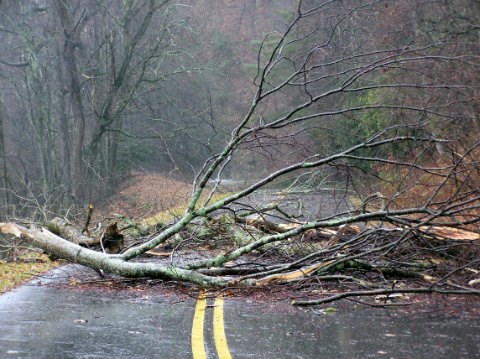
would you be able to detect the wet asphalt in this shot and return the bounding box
[0,265,479,359]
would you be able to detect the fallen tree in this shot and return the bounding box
[3,0,480,305]
[2,206,480,304]
[0,222,231,287]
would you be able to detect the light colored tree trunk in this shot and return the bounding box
[0,222,231,287]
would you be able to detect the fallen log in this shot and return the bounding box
[47,218,99,246]
[238,214,480,242]
[419,226,480,241]
[255,260,335,285]
[0,222,231,287]
[236,214,359,239]
[47,218,128,254]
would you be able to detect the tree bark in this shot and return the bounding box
[0,222,231,287]
[47,217,99,246]
[54,0,87,200]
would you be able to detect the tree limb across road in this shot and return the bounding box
[1,0,480,306]
[0,222,231,287]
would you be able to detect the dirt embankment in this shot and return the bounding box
[97,172,193,220]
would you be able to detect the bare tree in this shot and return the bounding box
[1,0,480,303]
[0,0,212,216]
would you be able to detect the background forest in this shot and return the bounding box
[0,0,479,223]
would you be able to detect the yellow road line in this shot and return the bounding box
[191,293,207,359]
[213,295,233,359]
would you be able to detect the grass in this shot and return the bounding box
[0,252,58,293]
[142,192,232,226]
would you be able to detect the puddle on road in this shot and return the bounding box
[0,267,479,358]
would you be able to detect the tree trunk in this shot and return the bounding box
[54,0,87,201]
[0,98,9,213]
[0,222,231,287]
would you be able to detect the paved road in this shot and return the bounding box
[1,266,479,359]
[229,188,354,224]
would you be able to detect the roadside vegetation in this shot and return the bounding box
[0,253,57,293]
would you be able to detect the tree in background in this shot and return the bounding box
[2,0,479,305]
[0,0,226,218]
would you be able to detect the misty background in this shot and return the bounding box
[0,0,478,220]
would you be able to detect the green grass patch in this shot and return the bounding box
[142,206,185,226]
[349,195,362,209]
[142,192,232,227]
[0,252,57,293]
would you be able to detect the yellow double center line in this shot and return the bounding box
[191,293,232,359]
